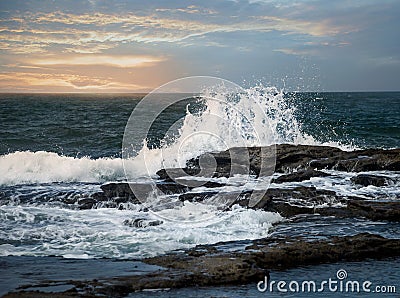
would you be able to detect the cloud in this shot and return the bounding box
[0,72,150,92]
[255,16,352,37]
[0,10,353,55]
[155,5,218,15]
[29,55,165,68]
[275,41,351,56]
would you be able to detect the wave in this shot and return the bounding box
[0,151,125,185]
[1,85,350,186]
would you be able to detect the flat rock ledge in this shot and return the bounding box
[158,144,400,179]
[5,233,400,297]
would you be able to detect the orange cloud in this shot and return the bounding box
[255,16,351,37]
[0,72,151,92]
[30,55,165,68]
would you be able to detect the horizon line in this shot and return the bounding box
[1,90,400,94]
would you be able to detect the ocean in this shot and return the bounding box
[0,89,399,296]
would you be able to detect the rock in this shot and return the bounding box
[154,182,190,194]
[178,191,218,202]
[244,233,400,269]
[238,186,349,216]
[156,168,201,181]
[123,218,163,228]
[175,178,225,188]
[178,186,363,218]
[100,181,223,199]
[256,145,400,173]
[77,198,96,210]
[347,200,400,221]
[187,245,218,257]
[227,186,400,221]
[309,148,400,172]
[272,168,330,183]
[98,182,190,203]
[90,191,107,201]
[145,233,400,287]
[100,182,138,200]
[159,145,400,180]
[351,174,388,187]
[273,144,342,172]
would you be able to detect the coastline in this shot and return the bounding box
[3,143,399,297]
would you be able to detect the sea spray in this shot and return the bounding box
[123,84,321,179]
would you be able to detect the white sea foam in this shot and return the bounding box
[0,204,282,259]
[0,151,125,185]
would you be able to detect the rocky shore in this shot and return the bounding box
[5,233,400,297]
[4,144,400,297]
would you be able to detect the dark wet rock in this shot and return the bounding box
[156,168,201,181]
[100,182,139,200]
[100,181,185,198]
[236,186,400,221]
[273,145,342,173]
[308,147,400,172]
[187,245,218,257]
[179,191,253,211]
[76,198,96,210]
[235,186,400,221]
[263,145,400,173]
[180,144,400,178]
[123,218,163,228]
[272,168,330,183]
[351,174,389,187]
[153,182,190,194]
[124,234,400,288]
[184,146,274,178]
[347,200,400,222]
[90,191,107,201]
[86,182,192,209]
[176,185,373,219]
[235,186,351,217]
[175,178,225,188]
[178,191,218,202]
[142,234,400,290]
[273,145,399,173]
[178,186,363,218]
[240,233,400,269]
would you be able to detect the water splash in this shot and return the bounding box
[125,84,337,178]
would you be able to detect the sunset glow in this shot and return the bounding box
[0,1,399,92]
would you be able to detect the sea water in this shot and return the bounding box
[0,88,399,295]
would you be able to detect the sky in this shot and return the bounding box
[0,0,399,92]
